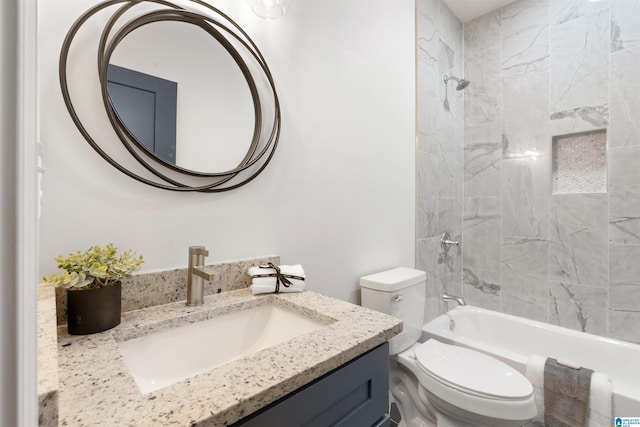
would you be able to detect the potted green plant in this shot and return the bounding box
[43,243,144,335]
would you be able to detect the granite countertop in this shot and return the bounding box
[53,288,402,426]
[38,286,59,427]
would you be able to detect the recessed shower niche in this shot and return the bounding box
[551,130,607,194]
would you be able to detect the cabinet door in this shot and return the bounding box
[234,343,389,427]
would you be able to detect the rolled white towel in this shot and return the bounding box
[525,354,546,425]
[588,372,612,427]
[251,276,305,287]
[250,280,305,295]
[248,264,306,295]
[248,264,305,278]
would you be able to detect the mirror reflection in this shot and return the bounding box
[108,20,256,173]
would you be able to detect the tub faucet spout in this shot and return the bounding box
[442,293,466,307]
[187,246,217,306]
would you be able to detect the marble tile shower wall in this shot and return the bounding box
[462,0,640,344]
[417,0,464,322]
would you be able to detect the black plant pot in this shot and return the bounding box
[67,281,122,335]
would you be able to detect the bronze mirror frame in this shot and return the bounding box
[59,0,281,192]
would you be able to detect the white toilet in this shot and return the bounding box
[360,268,537,427]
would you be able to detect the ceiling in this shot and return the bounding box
[441,0,517,22]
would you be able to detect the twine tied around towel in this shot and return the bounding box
[254,263,305,293]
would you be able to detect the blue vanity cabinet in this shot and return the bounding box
[232,343,390,427]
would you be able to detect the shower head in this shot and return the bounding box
[443,75,470,90]
[456,79,470,90]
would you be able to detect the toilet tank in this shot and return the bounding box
[360,267,426,355]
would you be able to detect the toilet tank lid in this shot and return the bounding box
[360,267,426,292]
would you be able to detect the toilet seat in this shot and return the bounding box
[395,340,537,423]
[414,339,533,400]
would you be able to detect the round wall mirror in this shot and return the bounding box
[108,20,256,173]
[59,0,281,192]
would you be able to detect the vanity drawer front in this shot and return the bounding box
[233,342,389,427]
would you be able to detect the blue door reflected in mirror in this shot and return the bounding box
[106,64,177,165]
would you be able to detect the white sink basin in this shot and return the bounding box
[117,303,330,394]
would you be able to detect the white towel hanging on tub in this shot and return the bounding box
[588,372,612,427]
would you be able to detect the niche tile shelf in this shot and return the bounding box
[552,130,607,194]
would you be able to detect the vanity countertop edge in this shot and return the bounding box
[38,286,59,427]
[40,287,402,427]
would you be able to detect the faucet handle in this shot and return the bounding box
[189,246,209,257]
[193,266,218,281]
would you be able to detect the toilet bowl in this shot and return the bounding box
[360,268,536,427]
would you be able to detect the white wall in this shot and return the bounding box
[38,0,416,303]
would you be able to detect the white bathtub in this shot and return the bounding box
[422,306,640,416]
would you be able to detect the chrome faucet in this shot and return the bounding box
[187,246,217,306]
[442,293,466,307]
